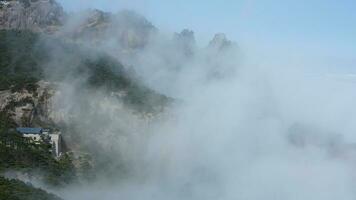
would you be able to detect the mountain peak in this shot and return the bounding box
[208,33,233,50]
[173,29,196,56]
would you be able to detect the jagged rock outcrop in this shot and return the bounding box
[0,0,156,55]
[0,0,64,33]
[114,10,156,49]
[208,33,235,51]
[68,9,156,50]
[68,9,111,40]
[203,33,239,79]
[0,0,154,49]
[173,29,196,57]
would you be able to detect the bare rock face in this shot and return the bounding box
[173,29,196,57]
[208,33,234,51]
[0,0,64,33]
[114,10,156,49]
[69,9,111,39]
[0,0,155,51]
[69,9,156,50]
[0,81,56,126]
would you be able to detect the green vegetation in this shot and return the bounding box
[0,29,171,196]
[0,30,171,111]
[83,54,171,112]
[0,112,76,186]
[0,30,44,92]
[0,176,62,200]
[0,112,17,133]
[0,130,76,186]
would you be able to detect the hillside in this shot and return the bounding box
[0,0,173,199]
[0,176,62,200]
[0,0,64,33]
[0,127,76,186]
[0,27,170,199]
[0,30,170,112]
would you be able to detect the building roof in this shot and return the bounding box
[16,128,43,134]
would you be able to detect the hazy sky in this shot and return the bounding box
[58,0,356,71]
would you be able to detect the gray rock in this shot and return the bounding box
[173,29,196,56]
[64,9,156,52]
[208,33,233,51]
[0,0,64,33]
[0,81,56,127]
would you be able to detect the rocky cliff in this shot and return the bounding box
[66,9,156,52]
[0,81,56,127]
[0,0,155,50]
[0,0,64,33]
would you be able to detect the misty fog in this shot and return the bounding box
[13,1,356,200]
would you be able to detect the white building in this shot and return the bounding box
[16,127,62,157]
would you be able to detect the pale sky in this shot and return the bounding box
[58,0,356,72]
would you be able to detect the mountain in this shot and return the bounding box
[0,176,62,200]
[0,0,236,198]
[0,0,64,33]
[0,0,156,51]
[173,29,196,57]
[0,2,171,190]
[68,9,156,49]
[0,30,170,115]
[208,33,236,51]
[0,27,170,195]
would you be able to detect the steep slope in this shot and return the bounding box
[0,128,76,186]
[0,0,64,33]
[0,0,156,51]
[68,9,156,50]
[0,30,171,184]
[0,176,62,200]
[0,30,170,117]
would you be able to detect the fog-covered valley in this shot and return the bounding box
[1,0,356,200]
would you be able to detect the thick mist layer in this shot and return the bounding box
[56,41,356,200]
[21,4,356,200]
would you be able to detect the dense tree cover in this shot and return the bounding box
[0,112,76,186]
[0,30,170,111]
[84,55,171,112]
[0,176,62,200]
[0,30,44,92]
[0,112,17,133]
[0,130,76,186]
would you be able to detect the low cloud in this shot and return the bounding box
[30,1,356,199]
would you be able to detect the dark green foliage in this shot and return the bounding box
[0,30,43,92]
[0,112,17,132]
[0,30,171,112]
[84,56,130,90]
[0,176,62,200]
[0,106,74,186]
[0,126,76,186]
[0,29,171,191]
[77,153,95,181]
[83,55,170,111]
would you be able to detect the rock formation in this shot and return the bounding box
[0,81,56,127]
[0,0,64,33]
[208,33,234,51]
[173,29,196,57]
